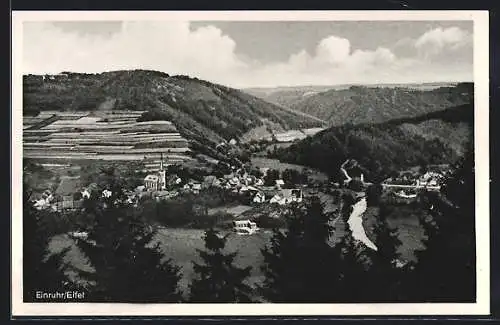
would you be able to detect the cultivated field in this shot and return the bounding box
[23,110,193,165]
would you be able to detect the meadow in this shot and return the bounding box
[48,228,275,295]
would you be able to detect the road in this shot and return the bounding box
[364,182,441,191]
[347,198,378,251]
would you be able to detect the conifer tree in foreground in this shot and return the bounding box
[23,185,73,301]
[367,204,409,301]
[189,228,253,302]
[406,147,476,302]
[261,197,345,302]
[76,167,182,302]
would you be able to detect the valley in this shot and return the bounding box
[22,70,475,304]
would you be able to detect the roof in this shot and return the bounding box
[203,175,218,183]
[55,177,81,196]
[144,174,159,182]
[281,189,302,199]
[275,179,285,185]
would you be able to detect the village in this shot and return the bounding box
[29,146,448,242]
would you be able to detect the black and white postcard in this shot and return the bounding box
[11,10,490,316]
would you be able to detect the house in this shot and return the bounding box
[229,138,238,145]
[81,189,91,199]
[259,167,270,177]
[229,176,240,186]
[282,189,303,203]
[270,189,302,205]
[395,190,417,199]
[253,192,266,203]
[34,197,52,210]
[203,175,221,189]
[182,181,202,194]
[55,176,81,211]
[275,179,285,189]
[233,219,258,235]
[192,183,202,193]
[270,194,284,205]
[254,178,265,186]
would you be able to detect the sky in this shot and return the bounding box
[22,20,473,88]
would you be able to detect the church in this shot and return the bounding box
[143,154,167,191]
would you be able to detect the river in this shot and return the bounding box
[347,198,378,251]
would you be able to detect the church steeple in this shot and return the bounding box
[158,152,166,190]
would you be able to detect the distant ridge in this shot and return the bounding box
[245,82,472,121]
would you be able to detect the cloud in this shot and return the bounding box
[415,26,471,53]
[22,21,246,85]
[22,22,473,88]
[393,27,472,63]
[315,36,351,65]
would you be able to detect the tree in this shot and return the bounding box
[404,147,476,302]
[367,204,410,301]
[260,198,344,302]
[333,228,374,302]
[75,167,182,302]
[23,185,74,301]
[282,168,304,187]
[189,229,253,302]
[264,169,280,186]
[366,184,383,207]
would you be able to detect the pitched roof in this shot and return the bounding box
[144,174,159,182]
[55,177,81,196]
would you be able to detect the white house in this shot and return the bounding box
[270,189,302,205]
[255,178,264,186]
[233,220,258,235]
[270,194,285,205]
[33,198,51,210]
[275,179,285,189]
[81,189,91,199]
[253,192,266,203]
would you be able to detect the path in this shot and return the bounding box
[347,198,378,251]
[363,182,441,191]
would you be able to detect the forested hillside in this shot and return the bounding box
[286,83,473,126]
[23,70,322,146]
[272,103,474,181]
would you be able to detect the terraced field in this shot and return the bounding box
[23,110,193,164]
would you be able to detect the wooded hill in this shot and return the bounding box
[281,83,473,127]
[271,102,474,182]
[23,70,322,147]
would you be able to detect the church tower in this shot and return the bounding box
[158,152,166,190]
